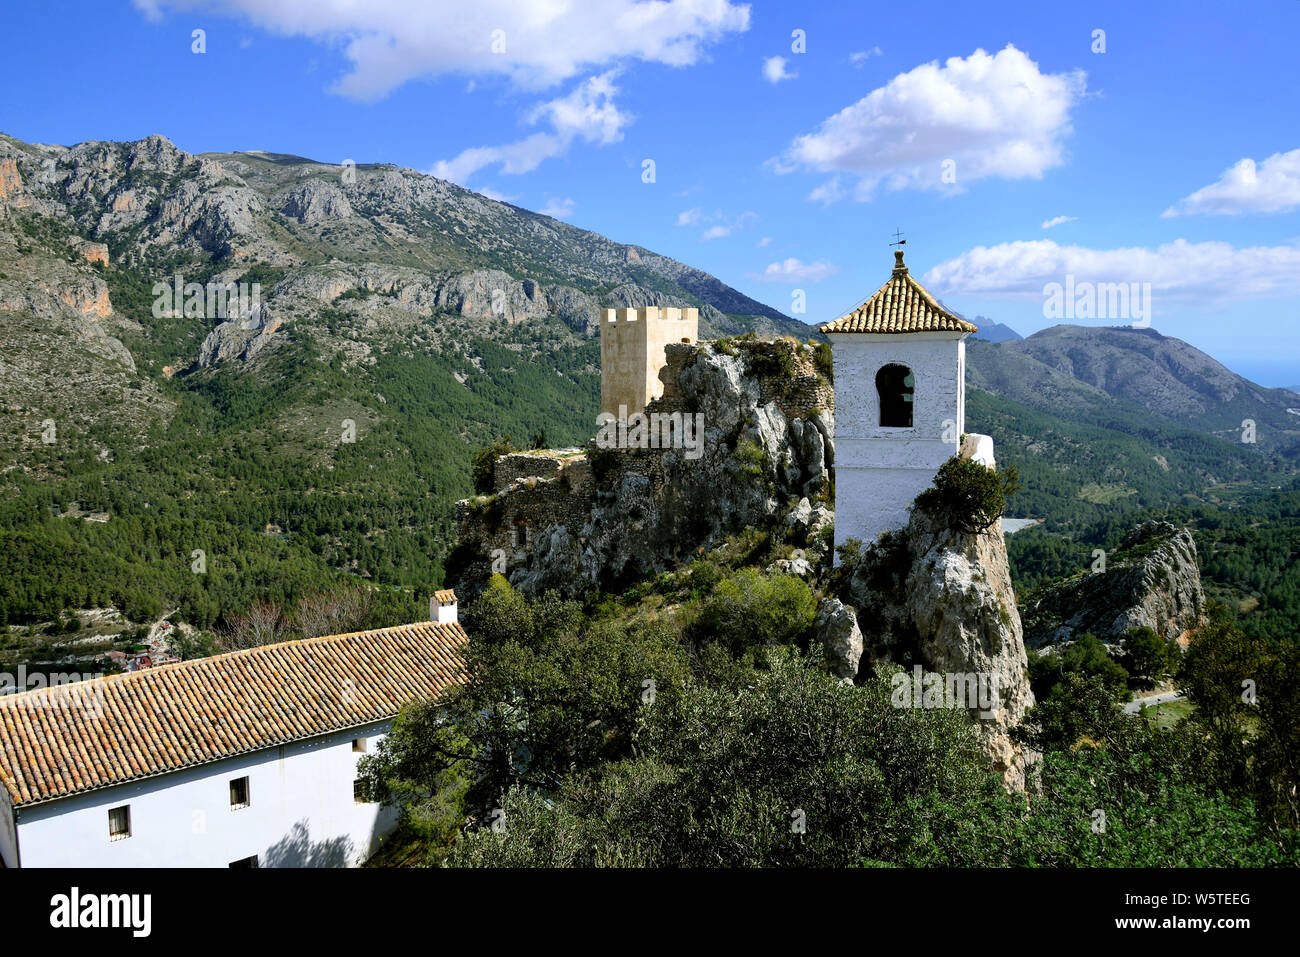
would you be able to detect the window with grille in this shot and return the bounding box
[108,805,131,841]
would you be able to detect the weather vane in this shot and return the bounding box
[890,228,906,247]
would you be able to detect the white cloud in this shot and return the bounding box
[807,177,845,205]
[430,72,630,184]
[674,208,755,240]
[1162,148,1300,217]
[754,258,840,283]
[774,45,1085,199]
[849,47,882,66]
[1041,215,1077,229]
[430,133,563,183]
[762,56,797,83]
[527,71,629,144]
[475,186,514,202]
[756,236,772,248]
[922,238,1300,303]
[134,0,750,99]
[538,197,576,219]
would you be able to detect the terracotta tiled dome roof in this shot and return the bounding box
[820,250,978,335]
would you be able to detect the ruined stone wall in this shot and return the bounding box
[454,455,594,586]
[493,449,588,493]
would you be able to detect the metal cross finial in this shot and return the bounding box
[889,228,906,247]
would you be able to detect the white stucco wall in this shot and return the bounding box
[9,719,398,868]
[829,332,967,549]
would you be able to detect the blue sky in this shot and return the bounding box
[2,0,1298,384]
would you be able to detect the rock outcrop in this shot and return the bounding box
[0,157,24,205]
[197,313,283,366]
[815,598,863,682]
[450,334,1037,787]
[277,180,353,225]
[449,337,834,598]
[1021,521,1205,648]
[838,510,1036,789]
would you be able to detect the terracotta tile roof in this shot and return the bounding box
[820,251,977,335]
[433,589,457,603]
[0,622,467,808]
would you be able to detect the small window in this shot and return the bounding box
[353,779,372,805]
[876,364,915,428]
[352,738,367,753]
[229,776,250,809]
[108,805,131,841]
[229,855,259,868]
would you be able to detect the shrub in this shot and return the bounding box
[914,456,1020,534]
[811,340,833,381]
[1029,633,1130,703]
[689,568,818,654]
[733,438,766,479]
[470,436,517,494]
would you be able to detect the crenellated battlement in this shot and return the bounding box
[601,306,699,326]
[600,305,700,418]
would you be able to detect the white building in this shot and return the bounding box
[0,605,465,868]
[821,249,994,549]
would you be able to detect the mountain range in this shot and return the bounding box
[0,131,1296,653]
[970,318,1023,343]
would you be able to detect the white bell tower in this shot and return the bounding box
[821,248,991,550]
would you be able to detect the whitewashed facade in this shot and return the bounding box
[1,719,396,868]
[830,331,970,546]
[0,607,465,869]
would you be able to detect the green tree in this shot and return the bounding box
[914,455,1021,534]
[1030,634,1130,703]
[1123,626,1168,685]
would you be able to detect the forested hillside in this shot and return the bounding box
[2,129,1298,676]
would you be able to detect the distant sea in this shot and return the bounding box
[1219,358,1300,390]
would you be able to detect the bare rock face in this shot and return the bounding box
[277,181,353,226]
[433,270,549,324]
[197,312,282,367]
[1022,521,1205,648]
[841,510,1036,790]
[0,157,23,204]
[816,598,863,682]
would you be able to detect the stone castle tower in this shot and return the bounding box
[600,306,699,418]
[820,249,993,549]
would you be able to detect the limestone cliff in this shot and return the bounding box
[837,511,1036,789]
[1021,520,1205,648]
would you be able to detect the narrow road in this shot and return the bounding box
[1123,690,1184,714]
